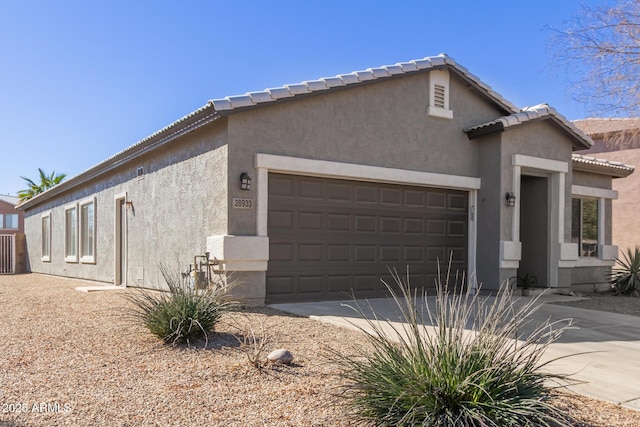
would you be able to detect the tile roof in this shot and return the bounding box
[572,153,635,177]
[209,54,519,114]
[17,54,577,209]
[465,104,593,149]
[0,194,18,205]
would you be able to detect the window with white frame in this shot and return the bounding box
[42,212,51,262]
[80,198,96,263]
[65,204,78,262]
[571,198,599,257]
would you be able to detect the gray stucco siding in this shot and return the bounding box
[23,123,229,288]
[229,72,503,176]
[475,133,503,288]
[572,170,613,189]
[226,72,505,236]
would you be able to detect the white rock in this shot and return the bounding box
[266,348,294,365]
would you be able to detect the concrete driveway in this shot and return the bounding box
[270,293,640,411]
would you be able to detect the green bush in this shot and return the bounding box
[609,246,640,297]
[124,265,233,347]
[334,270,574,426]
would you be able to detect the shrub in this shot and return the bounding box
[333,269,574,426]
[124,265,233,347]
[609,246,640,297]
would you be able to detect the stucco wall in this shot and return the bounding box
[572,170,613,189]
[226,71,505,236]
[23,123,228,288]
[501,121,574,243]
[577,150,639,251]
[475,133,502,289]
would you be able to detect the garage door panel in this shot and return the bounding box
[269,210,294,229]
[298,179,324,199]
[355,186,377,203]
[448,220,466,236]
[448,193,467,210]
[328,245,350,261]
[381,188,402,205]
[266,173,468,303]
[427,192,446,208]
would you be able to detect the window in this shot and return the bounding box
[1,214,18,229]
[572,198,599,257]
[42,213,51,262]
[80,198,96,263]
[65,205,77,262]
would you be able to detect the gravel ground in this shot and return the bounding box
[1,274,640,427]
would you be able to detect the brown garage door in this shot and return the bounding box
[266,173,468,303]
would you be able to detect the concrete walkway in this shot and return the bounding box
[271,293,640,411]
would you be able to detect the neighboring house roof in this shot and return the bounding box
[15,54,569,210]
[572,154,635,178]
[465,104,593,150]
[574,118,640,137]
[573,118,640,152]
[0,194,18,205]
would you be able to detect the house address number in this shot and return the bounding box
[233,198,254,209]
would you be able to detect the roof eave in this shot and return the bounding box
[18,103,219,211]
[572,162,634,178]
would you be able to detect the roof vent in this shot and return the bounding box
[427,70,453,120]
[433,84,446,109]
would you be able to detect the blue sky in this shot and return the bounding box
[0,1,603,197]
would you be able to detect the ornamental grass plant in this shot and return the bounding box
[334,268,575,427]
[609,246,640,297]
[124,265,233,347]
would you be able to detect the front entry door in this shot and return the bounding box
[518,175,549,285]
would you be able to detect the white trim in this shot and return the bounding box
[598,198,605,253]
[427,106,454,120]
[41,211,51,262]
[428,69,453,120]
[571,185,618,199]
[500,240,522,261]
[512,154,568,173]
[560,243,579,261]
[511,165,521,241]
[468,190,477,290]
[255,153,479,284]
[510,154,568,287]
[256,168,268,236]
[206,235,269,272]
[572,258,615,268]
[64,203,78,263]
[255,154,481,190]
[79,197,96,264]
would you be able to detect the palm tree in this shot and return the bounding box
[18,168,67,202]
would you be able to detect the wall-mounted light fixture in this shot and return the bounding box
[240,172,252,191]
[125,201,134,209]
[505,192,516,207]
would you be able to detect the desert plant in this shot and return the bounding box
[518,273,538,289]
[124,265,233,347]
[333,268,575,426]
[609,246,640,297]
[235,317,274,370]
